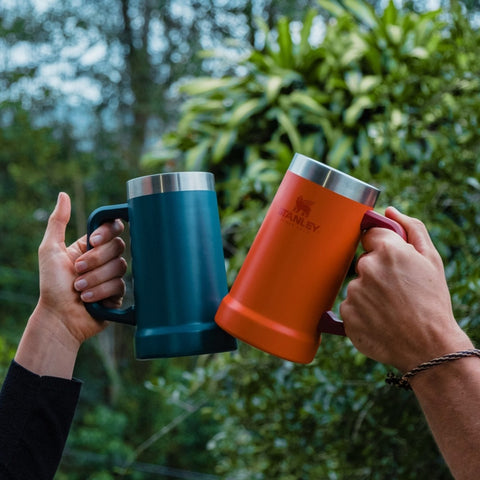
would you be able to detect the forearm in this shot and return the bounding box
[411,355,480,480]
[14,304,81,380]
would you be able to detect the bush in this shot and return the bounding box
[144,1,480,478]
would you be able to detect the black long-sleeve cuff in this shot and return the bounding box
[0,360,82,480]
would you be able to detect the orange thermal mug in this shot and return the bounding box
[215,153,406,363]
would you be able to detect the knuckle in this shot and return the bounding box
[38,241,46,256]
[355,253,375,276]
[409,217,427,231]
[345,278,361,298]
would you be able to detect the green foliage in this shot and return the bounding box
[0,102,61,355]
[59,405,135,480]
[144,1,480,478]
[1,0,479,478]
[0,337,15,381]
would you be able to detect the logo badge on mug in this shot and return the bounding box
[215,153,406,364]
[86,172,237,359]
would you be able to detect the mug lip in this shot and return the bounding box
[289,153,380,207]
[127,172,215,198]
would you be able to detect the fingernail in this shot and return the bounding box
[90,234,103,246]
[74,279,88,291]
[113,220,123,233]
[75,261,88,273]
[81,291,93,301]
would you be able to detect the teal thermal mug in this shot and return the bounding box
[85,172,237,359]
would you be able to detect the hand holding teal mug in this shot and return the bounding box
[86,172,237,359]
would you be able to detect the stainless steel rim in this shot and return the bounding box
[127,172,215,199]
[288,153,380,207]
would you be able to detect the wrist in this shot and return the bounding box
[408,352,480,394]
[396,319,473,374]
[14,303,81,379]
[388,348,479,390]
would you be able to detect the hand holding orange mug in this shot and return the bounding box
[215,153,406,364]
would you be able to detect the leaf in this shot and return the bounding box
[409,47,429,59]
[277,17,293,68]
[344,0,378,29]
[357,128,373,163]
[359,75,382,93]
[299,9,317,60]
[345,72,381,95]
[416,16,439,46]
[344,95,373,126]
[227,98,265,128]
[390,108,405,128]
[345,71,362,93]
[466,177,480,191]
[177,111,200,136]
[141,145,180,168]
[341,35,369,66]
[298,133,320,157]
[383,0,398,25]
[180,77,239,96]
[276,110,302,153]
[317,0,347,17]
[185,139,211,170]
[212,129,237,164]
[386,24,402,45]
[288,91,329,116]
[327,135,354,168]
[318,118,335,144]
[266,76,283,103]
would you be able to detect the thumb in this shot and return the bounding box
[385,206,437,258]
[42,192,71,247]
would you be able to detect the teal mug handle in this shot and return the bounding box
[84,204,136,325]
[318,210,407,336]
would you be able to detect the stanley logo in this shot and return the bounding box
[278,196,320,233]
[293,196,314,216]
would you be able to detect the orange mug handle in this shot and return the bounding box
[318,209,407,336]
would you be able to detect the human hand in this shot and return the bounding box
[15,192,127,378]
[340,207,472,373]
[37,192,127,343]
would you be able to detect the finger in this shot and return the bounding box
[385,207,438,258]
[80,277,126,304]
[102,296,125,310]
[89,219,125,248]
[74,257,127,292]
[71,220,125,257]
[40,192,71,248]
[361,227,402,254]
[75,237,126,274]
[354,252,369,275]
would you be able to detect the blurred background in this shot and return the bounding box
[1,0,479,478]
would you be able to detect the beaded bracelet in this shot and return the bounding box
[386,349,480,390]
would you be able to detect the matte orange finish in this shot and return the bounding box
[215,170,372,364]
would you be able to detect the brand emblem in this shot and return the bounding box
[293,196,314,217]
[278,196,320,233]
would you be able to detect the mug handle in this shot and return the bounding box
[84,204,136,326]
[318,209,407,336]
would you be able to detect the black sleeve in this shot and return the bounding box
[0,360,82,480]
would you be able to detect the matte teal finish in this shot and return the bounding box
[86,189,237,359]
